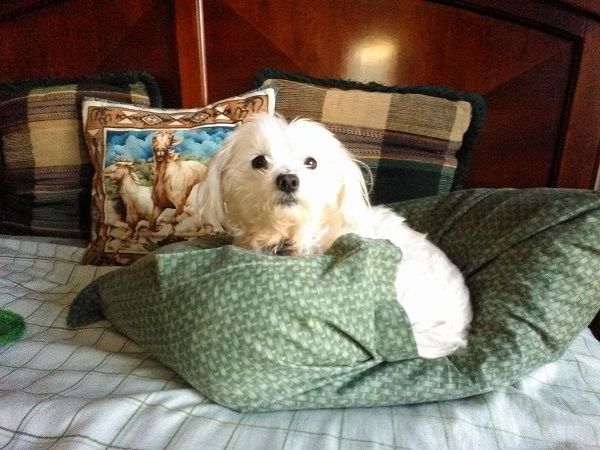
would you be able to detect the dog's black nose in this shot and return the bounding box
[276,173,299,193]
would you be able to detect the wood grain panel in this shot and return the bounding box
[201,0,577,189]
[2,0,597,189]
[468,49,573,187]
[175,0,207,107]
[214,0,569,94]
[557,20,600,189]
[0,0,181,106]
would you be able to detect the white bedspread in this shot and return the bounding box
[1,235,599,449]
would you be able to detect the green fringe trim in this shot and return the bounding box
[0,70,163,107]
[254,68,486,190]
[0,309,25,346]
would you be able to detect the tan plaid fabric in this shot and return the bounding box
[261,78,474,203]
[0,78,154,238]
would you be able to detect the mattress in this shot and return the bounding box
[1,234,599,449]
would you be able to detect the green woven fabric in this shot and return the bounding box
[68,188,600,412]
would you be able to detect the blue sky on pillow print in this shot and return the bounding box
[104,126,234,166]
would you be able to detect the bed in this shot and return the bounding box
[0,233,599,448]
[1,0,599,448]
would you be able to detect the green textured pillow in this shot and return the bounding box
[68,188,600,412]
[255,69,486,204]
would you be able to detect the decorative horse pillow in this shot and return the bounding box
[81,88,275,265]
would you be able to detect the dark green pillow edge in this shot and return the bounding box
[0,70,163,107]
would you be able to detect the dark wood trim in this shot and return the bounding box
[557,20,600,188]
[431,0,587,38]
[556,0,600,20]
[0,0,64,22]
[175,0,208,107]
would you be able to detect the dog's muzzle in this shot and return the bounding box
[276,173,299,194]
[275,174,299,207]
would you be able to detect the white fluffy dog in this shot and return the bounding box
[193,115,471,358]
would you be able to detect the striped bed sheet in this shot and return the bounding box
[1,235,599,449]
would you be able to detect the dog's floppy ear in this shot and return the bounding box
[336,145,371,226]
[193,134,235,231]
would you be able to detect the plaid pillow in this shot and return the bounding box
[82,88,275,265]
[256,70,485,203]
[0,72,161,239]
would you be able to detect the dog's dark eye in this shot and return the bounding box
[252,155,268,169]
[304,157,317,170]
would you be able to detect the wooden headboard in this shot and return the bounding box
[1,0,599,191]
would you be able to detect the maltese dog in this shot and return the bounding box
[190,115,471,358]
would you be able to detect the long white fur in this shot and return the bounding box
[193,115,472,358]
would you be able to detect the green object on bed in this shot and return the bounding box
[0,310,25,346]
[68,188,600,412]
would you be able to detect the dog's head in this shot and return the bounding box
[195,115,369,254]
